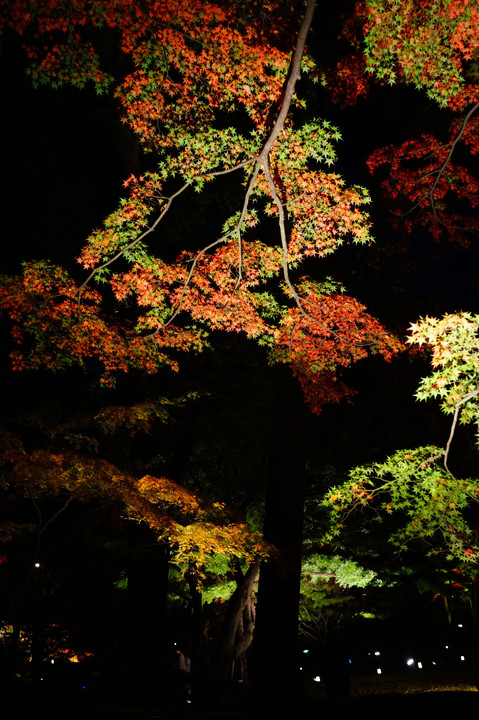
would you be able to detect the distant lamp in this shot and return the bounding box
[406,658,414,666]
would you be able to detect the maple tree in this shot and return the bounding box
[0,390,270,690]
[0,0,400,413]
[0,5,402,702]
[317,0,479,584]
[2,0,479,709]
[324,312,479,570]
[350,0,479,244]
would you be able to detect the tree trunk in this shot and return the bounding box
[250,369,308,714]
[209,561,260,680]
[125,523,169,702]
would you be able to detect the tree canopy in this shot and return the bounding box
[1,0,479,709]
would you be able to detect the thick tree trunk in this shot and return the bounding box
[126,524,169,702]
[250,370,308,714]
[209,561,260,680]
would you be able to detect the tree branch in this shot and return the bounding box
[429,100,479,206]
[444,387,479,475]
[400,100,479,235]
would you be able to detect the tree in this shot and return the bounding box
[0,0,399,399]
[324,312,479,586]
[0,1,402,709]
[356,0,479,244]
[318,0,479,600]
[2,0,479,710]
[0,388,270,698]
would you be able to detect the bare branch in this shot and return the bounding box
[444,387,479,475]
[429,99,479,205]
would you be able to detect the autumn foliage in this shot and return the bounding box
[0,0,403,414]
[356,0,479,244]
[2,0,479,693]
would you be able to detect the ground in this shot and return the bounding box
[350,666,477,695]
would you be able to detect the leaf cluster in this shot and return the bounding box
[324,446,479,563]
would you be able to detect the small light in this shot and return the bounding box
[34,562,40,568]
[458,624,463,628]
[313,675,321,683]
[418,662,423,669]
[50,659,55,665]
[445,645,449,649]
[461,655,465,661]
[377,668,382,675]
[374,651,380,656]
[303,649,309,654]
[406,658,414,666]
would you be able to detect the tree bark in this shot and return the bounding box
[209,561,260,680]
[250,368,308,714]
[126,524,169,700]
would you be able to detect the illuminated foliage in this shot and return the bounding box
[325,446,479,560]
[324,314,479,563]
[359,0,479,107]
[1,444,268,582]
[345,1,479,244]
[409,312,479,428]
[2,2,479,679]
[367,128,479,244]
[0,0,400,413]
